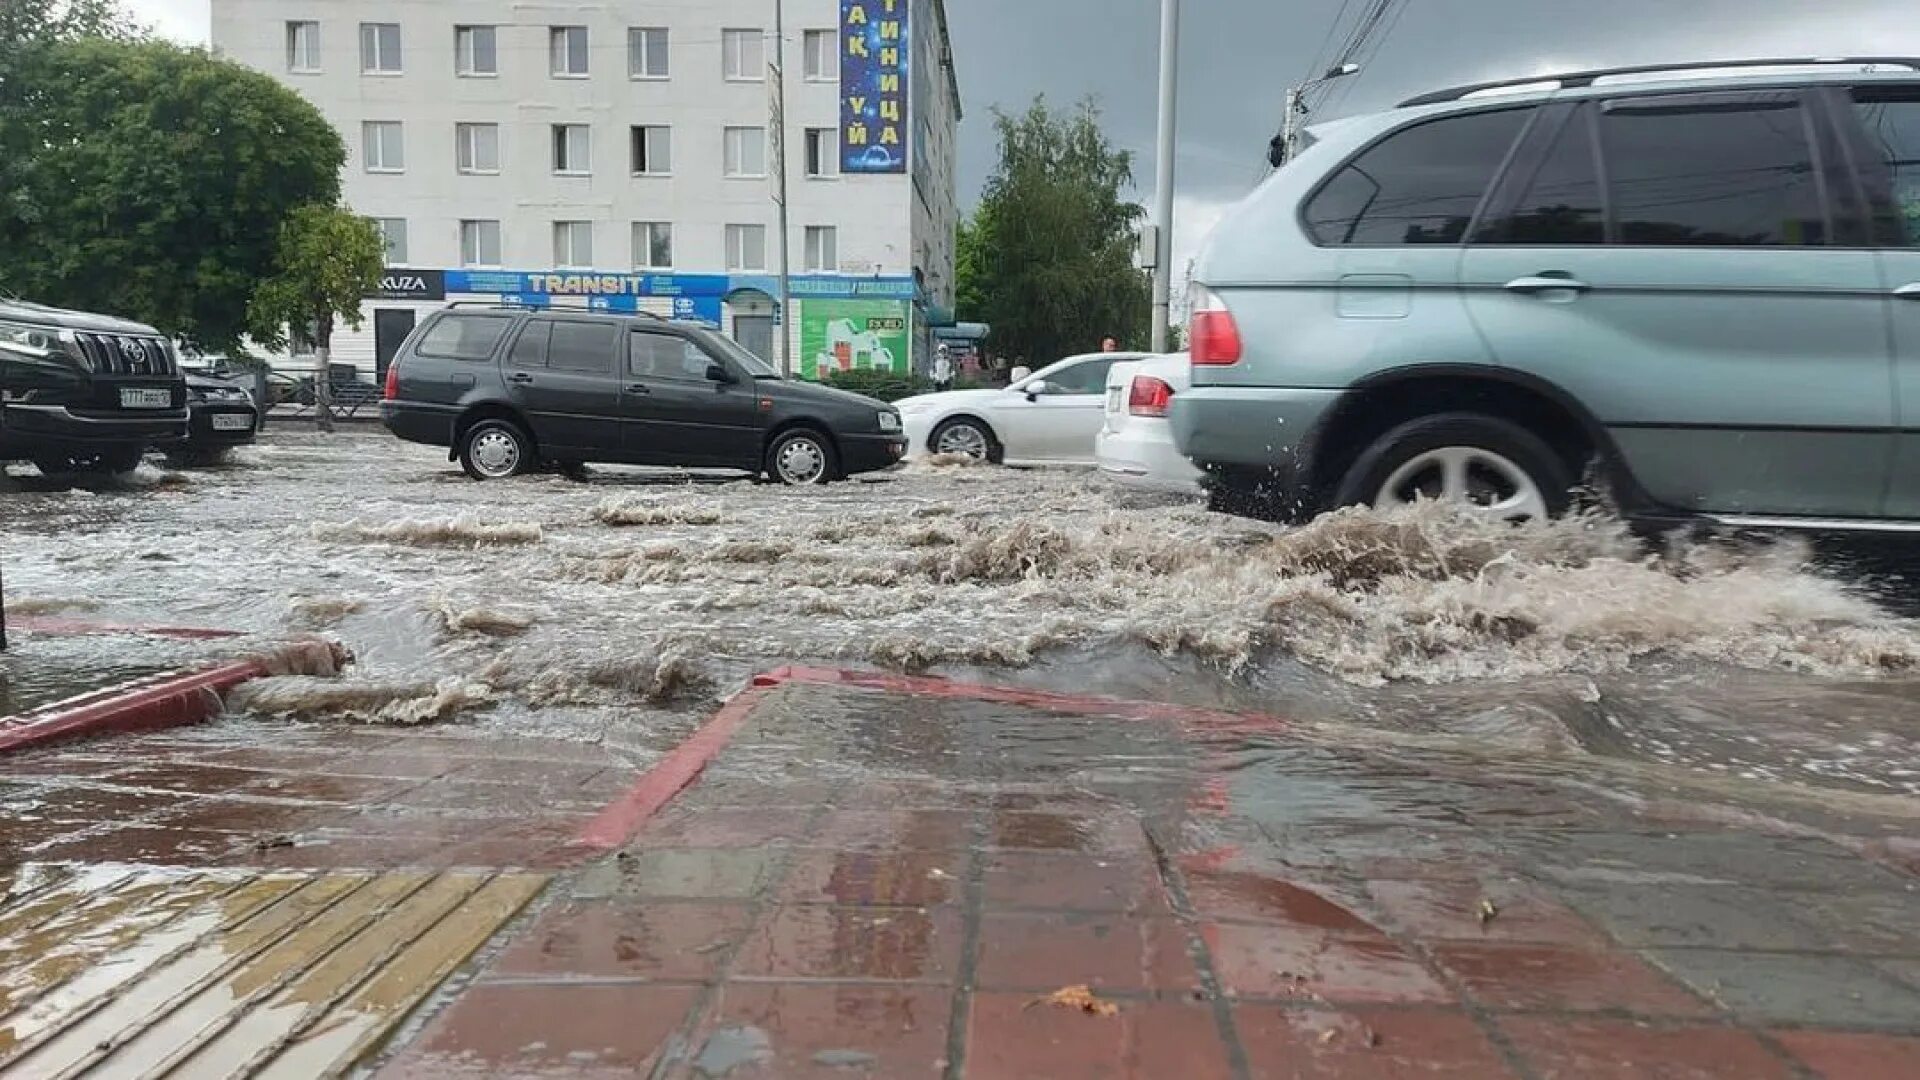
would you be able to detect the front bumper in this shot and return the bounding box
[898,411,937,457]
[840,431,909,475]
[0,402,188,454]
[165,403,258,447]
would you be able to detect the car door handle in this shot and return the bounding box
[1505,275,1591,294]
[507,372,534,384]
[625,383,651,395]
[1894,282,1920,300]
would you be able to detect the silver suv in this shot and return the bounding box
[1173,58,1920,531]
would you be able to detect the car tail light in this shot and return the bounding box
[1189,285,1242,366]
[1128,376,1174,417]
[383,361,401,400]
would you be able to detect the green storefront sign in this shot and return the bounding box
[801,300,911,379]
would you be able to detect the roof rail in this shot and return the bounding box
[441,300,665,320]
[1399,57,1920,107]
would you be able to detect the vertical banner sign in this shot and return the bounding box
[840,0,910,174]
[802,300,911,379]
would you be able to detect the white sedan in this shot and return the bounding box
[897,352,1150,465]
[1097,352,1205,494]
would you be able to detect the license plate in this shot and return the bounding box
[119,387,172,409]
[210,413,252,431]
[1105,387,1123,413]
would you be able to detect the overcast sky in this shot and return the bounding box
[130,0,1920,269]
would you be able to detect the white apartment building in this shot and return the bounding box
[210,0,960,381]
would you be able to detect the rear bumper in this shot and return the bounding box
[1096,425,1204,494]
[840,432,909,475]
[0,402,188,455]
[1169,385,1346,470]
[381,401,457,447]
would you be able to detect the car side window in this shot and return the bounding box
[1474,106,1606,245]
[415,314,513,361]
[507,320,550,368]
[1600,91,1827,246]
[1043,359,1114,395]
[547,321,618,374]
[630,331,713,381]
[1305,108,1533,246]
[1850,90,1920,247]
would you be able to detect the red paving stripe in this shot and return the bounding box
[574,666,1291,853]
[572,684,779,851]
[9,616,244,640]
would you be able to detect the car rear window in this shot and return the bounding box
[415,314,513,361]
[1305,107,1532,246]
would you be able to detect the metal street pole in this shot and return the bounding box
[771,0,794,377]
[1149,0,1180,354]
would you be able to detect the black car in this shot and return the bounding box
[381,307,907,484]
[163,366,258,463]
[0,299,186,476]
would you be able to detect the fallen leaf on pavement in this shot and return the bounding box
[1027,985,1119,1017]
[1477,898,1499,924]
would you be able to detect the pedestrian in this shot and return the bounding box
[932,344,954,392]
[1102,337,1119,353]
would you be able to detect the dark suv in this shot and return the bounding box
[381,307,908,483]
[0,299,187,476]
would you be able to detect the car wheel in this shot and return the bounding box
[930,417,995,461]
[1334,413,1572,523]
[459,419,533,481]
[767,429,838,485]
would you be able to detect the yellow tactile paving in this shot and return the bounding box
[0,865,549,1078]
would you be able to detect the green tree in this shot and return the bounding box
[0,0,138,50]
[0,39,345,347]
[246,205,384,433]
[957,97,1151,367]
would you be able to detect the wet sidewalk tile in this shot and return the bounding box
[1204,924,1453,1004]
[674,984,951,1079]
[964,994,1232,1080]
[1429,941,1713,1016]
[1235,1006,1519,1079]
[1771,1029,1920,1079]
[1497,1017,1796,1079]
[379,982,699,1078]
[974,911,1198,994]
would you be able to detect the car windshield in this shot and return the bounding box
[697,329,779,378]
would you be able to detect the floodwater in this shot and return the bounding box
[3,428,1919,809]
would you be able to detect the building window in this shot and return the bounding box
[630,125,671,175]
[554,221,594,268]
[722,29,764,81]
[286,21,320,72]
[629,27,669,79]
[359,22,402,74]
[724,126,766,178]
[455,25,497,76]
[460,220,501,267]
[805,128,838,178]
[632,222,673,269]
[371,218,408,263]
[804,226,837,272]
[362,121,404,172]
[456,123,500,174]
[552,124,591,174]
[550,26,589,77]
[726,224,767,271]
[803,30,836,81]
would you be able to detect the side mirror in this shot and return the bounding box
[706,363,735,384]
[1024,379,1050,401]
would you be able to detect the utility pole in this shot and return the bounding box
[1149,0,1180,354]
[1276,63,1360,167]
[770,0,794,377]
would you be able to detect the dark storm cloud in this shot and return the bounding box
[947,0,1920,211]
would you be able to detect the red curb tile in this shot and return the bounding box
[680,983,951,1079]
[492,900,756,981]
[980,851,1169,914]
[378,982,699,1079]
[1499,1016,1795,1079]
[732,904,965,983]
[1366,878,1611,947]
[1429,942,1713,1016]
[810,808,975,852]
[1772,1028,1920,1079]
[1205,924,1452,1005]
[964,993,1233,1080]
[576,685,774,850]
[778,848,967,907]
[1236,1006,1520,1079]
[975,912,1199,994]
[1183,867,1381,934]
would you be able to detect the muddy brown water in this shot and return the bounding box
[2,429,1918,807]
